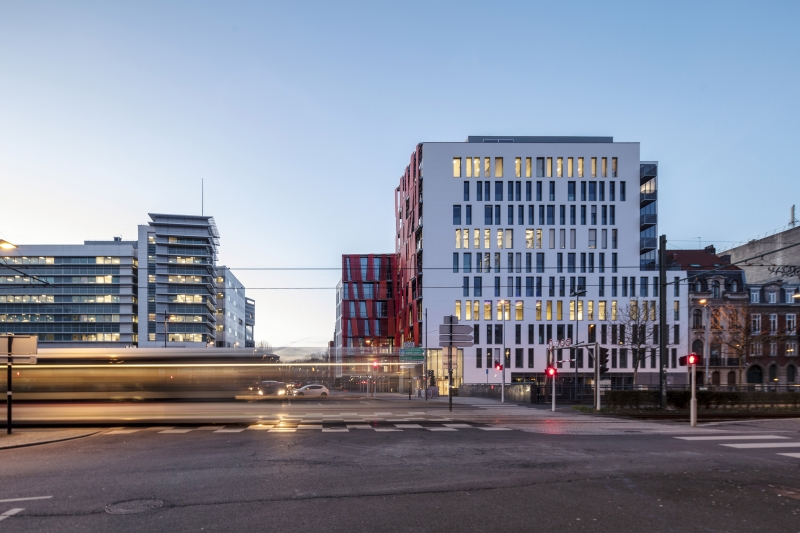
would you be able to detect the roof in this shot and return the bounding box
[669,250,742,271]
[466,136,613,144]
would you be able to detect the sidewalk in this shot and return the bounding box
[0,428,99,450]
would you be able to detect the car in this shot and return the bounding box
[292,384,329,398]
[235,381,288,401]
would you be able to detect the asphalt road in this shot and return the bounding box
[0,400,798,532]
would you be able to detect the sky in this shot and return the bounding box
[1,1,798,346]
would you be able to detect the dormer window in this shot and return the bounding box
[751,291,760,304]
[731,280,739,293]
[767,292,777,304]
[711,281,720,299]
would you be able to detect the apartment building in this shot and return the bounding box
[395,136,688,391]
[215,267,248,348]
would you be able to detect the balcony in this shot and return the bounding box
[640,191,657,206]
[640,163,658,180]
[640,213,657,228]
[640,237,657,252]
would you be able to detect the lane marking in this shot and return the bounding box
[777,453,800,459]
[374,428,402,432]
[386,419,410,422]
[675,435,789,441]
[479,427,513,431]
[347,425,373,429]
[196,426,225,430]
[721,442,800,449]
[0,496,51,503]
[105,430,139,435]
[247,425,275,430]
[159,429,193,434]
[268,428,296,433]
[394,424,423,429]
[322,428,349,433]
[427,428,457,432]
[214,429,245,433]
[0,509,23,522]
[444,424,474,428]
[297,425,323,430]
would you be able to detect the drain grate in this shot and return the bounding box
[105,499,165,515]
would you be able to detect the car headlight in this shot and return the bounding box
[258,390,263,395]
[278,390,285,395]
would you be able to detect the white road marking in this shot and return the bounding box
[247,425,275,430]
[0,496,51,503]
[373,412,393,415]
[214,429,245,433]
[196,426,225,430]
[159,429,193,434]
[297,425,323,430]
[374,428,402,432]
[394,424,424,428]
[444,424,474,428]
[721,442,800,449]
[322,428,349,433]
[268,428,296,433]
[347,425,373,429]
[478,427,513,431]
[386,419,410,422]
[0,509,23,522]
[427,428,457,432]
[777,453,800,459]
[105,430,139,435]
[675,435,789,441]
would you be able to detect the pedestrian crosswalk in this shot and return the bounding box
[673,433,800,461]
[101,412,513,435]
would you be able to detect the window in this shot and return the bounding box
[610,205,615,225]
[589,229,597,249]
[601,205,607,225]
[674,277,680,297]
[609,181,615,201]
[466,205,472,225]
[611,229,618,249]
[751,290,760,303]
[570,229,576,249]
[767,292,776,304]
[570,206,576,225]
[620,181,626,201]
[673,301,680,321]
[536,253,545,273]
[547,206,555,225]
[557,157,563,178]
[494,277,501,297]
[484,157,491,177]
[495,205,501,225]
[526,182,532,202]
[536,158,545,177]
[495,181,503,201]
[463,181,470,201]
[769,314,778,334]
[484,206,492,225]
[453,253,459,273]
[484,229,491,249]
[546,157,553,178]
[787,314,796,334]
[464,253,472,273]
[601,157,607,178]
[515,157,521,178]
[568,253,576,273]
[453,158,461,177]
[453,205,461,225]
[455,229,461,249]
[507,205,514,225]
[580,182,586,201]
[612,157,618,177]
[752,314,761,333]
[591,157,597,177]
[549,182,555,201]
[536,181,543,201]
[712,281,720,299]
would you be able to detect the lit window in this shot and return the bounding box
[577,157,584,178]
[495,157,503,177]
[591,157,597,177]
[515,157,521,178]
[453,158,462,177]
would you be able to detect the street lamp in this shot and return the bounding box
[0,240,17,250]
[698,298,710,385]
[498,299,508,403]
[793,288,800,299]
[570,289,586,399]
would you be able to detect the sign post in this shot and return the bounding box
[439,317,473,412]
[1,335,38,434]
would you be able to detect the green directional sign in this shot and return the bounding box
[399,348,425,362]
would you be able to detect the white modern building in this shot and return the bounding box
[395,136,688,391]
[215,266,248,348]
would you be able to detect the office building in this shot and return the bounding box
[395,136,687,391]
[215,266,247,348]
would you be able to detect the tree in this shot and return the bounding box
[611,300,660,386]
[255,340,273,352]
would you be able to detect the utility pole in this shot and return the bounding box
[424,309,428,401]
[659,235,668,409]
[164,310,168,348]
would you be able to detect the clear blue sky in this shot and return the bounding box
[1,1,798,346]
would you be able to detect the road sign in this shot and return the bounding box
[0,335,37,355]
[548,338,572,348]
[443,316,458,324]
[438,339,473,347]
[400,355,425,362]
[438,325,473,335]
[399,348,424,356]
[438,333,473,343]
[403,341,416,348]
[485,368,489,375]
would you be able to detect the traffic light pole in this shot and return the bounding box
[659,235,668,409]
[594,342,600,411]
[549,347,556,412]
[690,362,697,427]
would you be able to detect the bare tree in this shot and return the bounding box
[611,300,660,386]
[255,340,273,352]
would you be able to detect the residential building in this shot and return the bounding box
[1,213,256,348]
[245,298,255,348]
[670,247,747,385]
[395,136,688,392]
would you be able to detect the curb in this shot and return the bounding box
[0,431,100,451]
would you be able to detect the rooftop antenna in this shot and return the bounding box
[791,205,797,228]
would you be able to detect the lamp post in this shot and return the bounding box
[570,289,586,400]
[499,300,507,403]
[699,298,710,385]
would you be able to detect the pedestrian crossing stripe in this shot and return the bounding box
[104,423,512,434]
[672,434,800,461]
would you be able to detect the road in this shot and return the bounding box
[0,396,798,532]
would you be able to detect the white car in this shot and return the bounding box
[292,384,329,398]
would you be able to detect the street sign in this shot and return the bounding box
[402,341,415,348]
[485,368,489,374]
[399,348,424,356]
[438,333,473,343]
[400,355,425,362]
[438,325,473,335]
[443,316,458,324]
[548,338,572,349]
[438,339,474,347]
[0,335,37,355]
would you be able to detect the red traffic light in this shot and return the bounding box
[545,366,557,377]
[494,361,503,371]
[372,361,378,368]
[679,353,702,366]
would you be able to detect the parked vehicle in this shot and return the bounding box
[292,384,329,398]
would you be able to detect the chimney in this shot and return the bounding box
[114,236,121,242]
[703,244,716,255]
[720,254,731,264]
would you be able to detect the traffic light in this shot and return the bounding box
[545,366,557,377]
[494,361,503,371]
[598,347,610,375]
[679,353,702,366]
[372,361,379,369]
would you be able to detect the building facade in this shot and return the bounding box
[1,213,256,349]
[0,238,139,347]
[395,136,688,391]
[245,297,256,348]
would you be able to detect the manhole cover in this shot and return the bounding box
[105,499,165,515]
